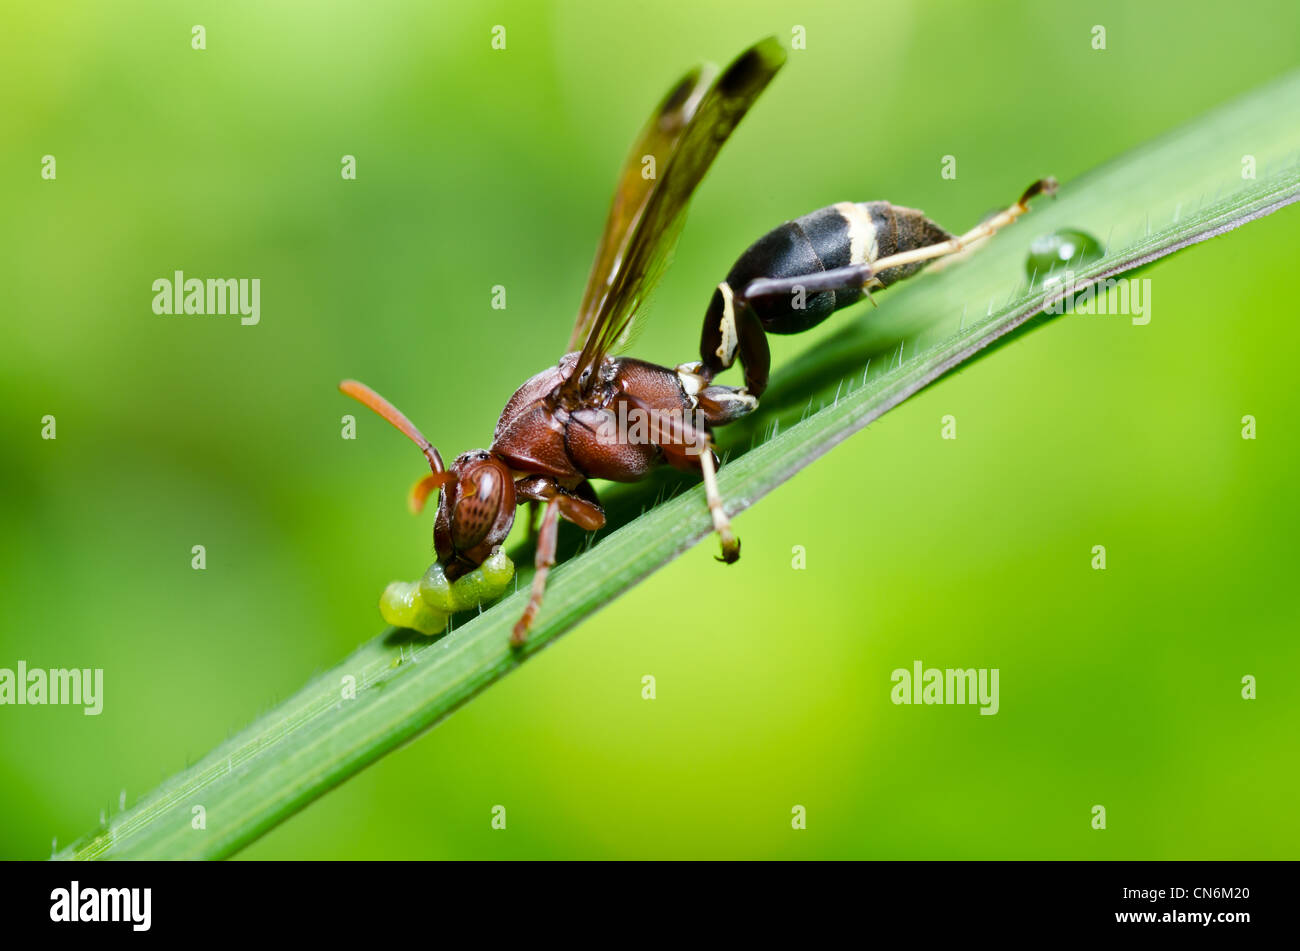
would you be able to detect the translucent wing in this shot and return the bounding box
[567,64,714,354]
[562,37,786,397]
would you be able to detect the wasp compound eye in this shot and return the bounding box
[451,468,502,552]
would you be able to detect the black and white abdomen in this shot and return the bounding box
[707,201,954,338]
[697,198,957,397]
[696,178,1053,400]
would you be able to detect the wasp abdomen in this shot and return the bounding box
[704,203,952,356]
[728,206,856,334]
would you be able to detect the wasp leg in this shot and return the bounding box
[510,477,605,646]
[675,363,761,428]
[743,177,1059,304]
[624,395,740,564]
[698,383,759,428]
[512,497,559,646]
[698,283,772,396]
[696,443,739,564]
[524,500,539,542]
[515,476,605,531]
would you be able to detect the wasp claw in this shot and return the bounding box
[715,537,741,564]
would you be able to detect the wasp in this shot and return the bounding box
[342,37,1055,645]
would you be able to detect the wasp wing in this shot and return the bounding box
[567,63,714,354]
[563,37,786,396]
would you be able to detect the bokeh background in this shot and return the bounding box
[2,0,1298,859]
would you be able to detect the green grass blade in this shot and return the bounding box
[57,69,1300,860]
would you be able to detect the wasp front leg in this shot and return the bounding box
[512,496,560,646]
[524,500,539,542]
[510,476,605,646]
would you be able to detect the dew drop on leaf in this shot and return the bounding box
[1025,229,1104,283]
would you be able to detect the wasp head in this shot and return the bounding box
[433,450,517,580]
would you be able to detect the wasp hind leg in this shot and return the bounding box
[697,284,773,398]
[676,361,760,429]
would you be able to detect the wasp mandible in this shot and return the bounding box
[342,37,1055,645]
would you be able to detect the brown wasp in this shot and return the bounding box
[342,37,1055,645]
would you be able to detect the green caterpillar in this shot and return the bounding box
[378,548,515,636]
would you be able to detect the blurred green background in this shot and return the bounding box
[2,0,1298,859]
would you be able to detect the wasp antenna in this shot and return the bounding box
[407,472,451,514]
[339,379,447,474]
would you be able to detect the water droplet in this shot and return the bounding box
[1025,229,1103,284]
